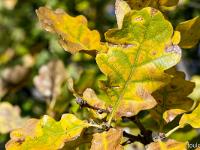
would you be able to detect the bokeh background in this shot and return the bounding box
[0,0,200,149]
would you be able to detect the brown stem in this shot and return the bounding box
[122,131,151,145]
[127,116,153,144]
[76,97,109,114]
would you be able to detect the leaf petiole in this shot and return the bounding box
[165,125,181,138]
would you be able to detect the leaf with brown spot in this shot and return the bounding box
[90,128,123,150]
[146,139,187,150]
[83,88,108,119]
[36,7,107,54]
[97,7,181,123]
[6,114,91,150]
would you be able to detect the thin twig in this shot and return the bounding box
[76,97,109,114]
[123,131,151,145]
[165,125,181,138]
[129,116,153,143]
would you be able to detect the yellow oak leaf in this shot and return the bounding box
[97,7,181,123]
[179,104,200,128]
[36,7,107,54]
[189,76,200,101]
[172,31,181,45]
[115,0,131,29]
[90,128,123,150]
[83,88,108,119]
[146,139,187,150]
[6,114,91,150]
[176,16,200,49]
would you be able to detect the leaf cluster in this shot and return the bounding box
[1,0,200,150]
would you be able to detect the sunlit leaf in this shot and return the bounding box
[68,77,108,119]
[97,7,181,121]
[36,7,107,54]
[189,76,200,101]
[179,104,200,128]
[163,109,186,123]
[83,88,107,119]
[6,114,91,150]
[150,69,194,124]
[90,128,123,150]
[171,31,181,45]
[115,0,131,29]
[0,102,27,134]
[146,139,187,150]
[176,16,200,49]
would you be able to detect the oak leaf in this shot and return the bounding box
[0,102,27,134]
[34,59,67,99]
[90,128,123,150]
[176,16,200,49]
[179,104,200,128]
[115,0,131,29]
[96,7,181,122]
[6,114,91,150]
[146,139,187,150]
[189,76,200,101]
[83,88,107,119]
[150,68,194,124]
[36,7,107,54]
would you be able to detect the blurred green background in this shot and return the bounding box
[0,0,200,149]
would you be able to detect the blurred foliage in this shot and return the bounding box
[0,0,200,149]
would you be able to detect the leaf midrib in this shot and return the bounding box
[108,12,153,124]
